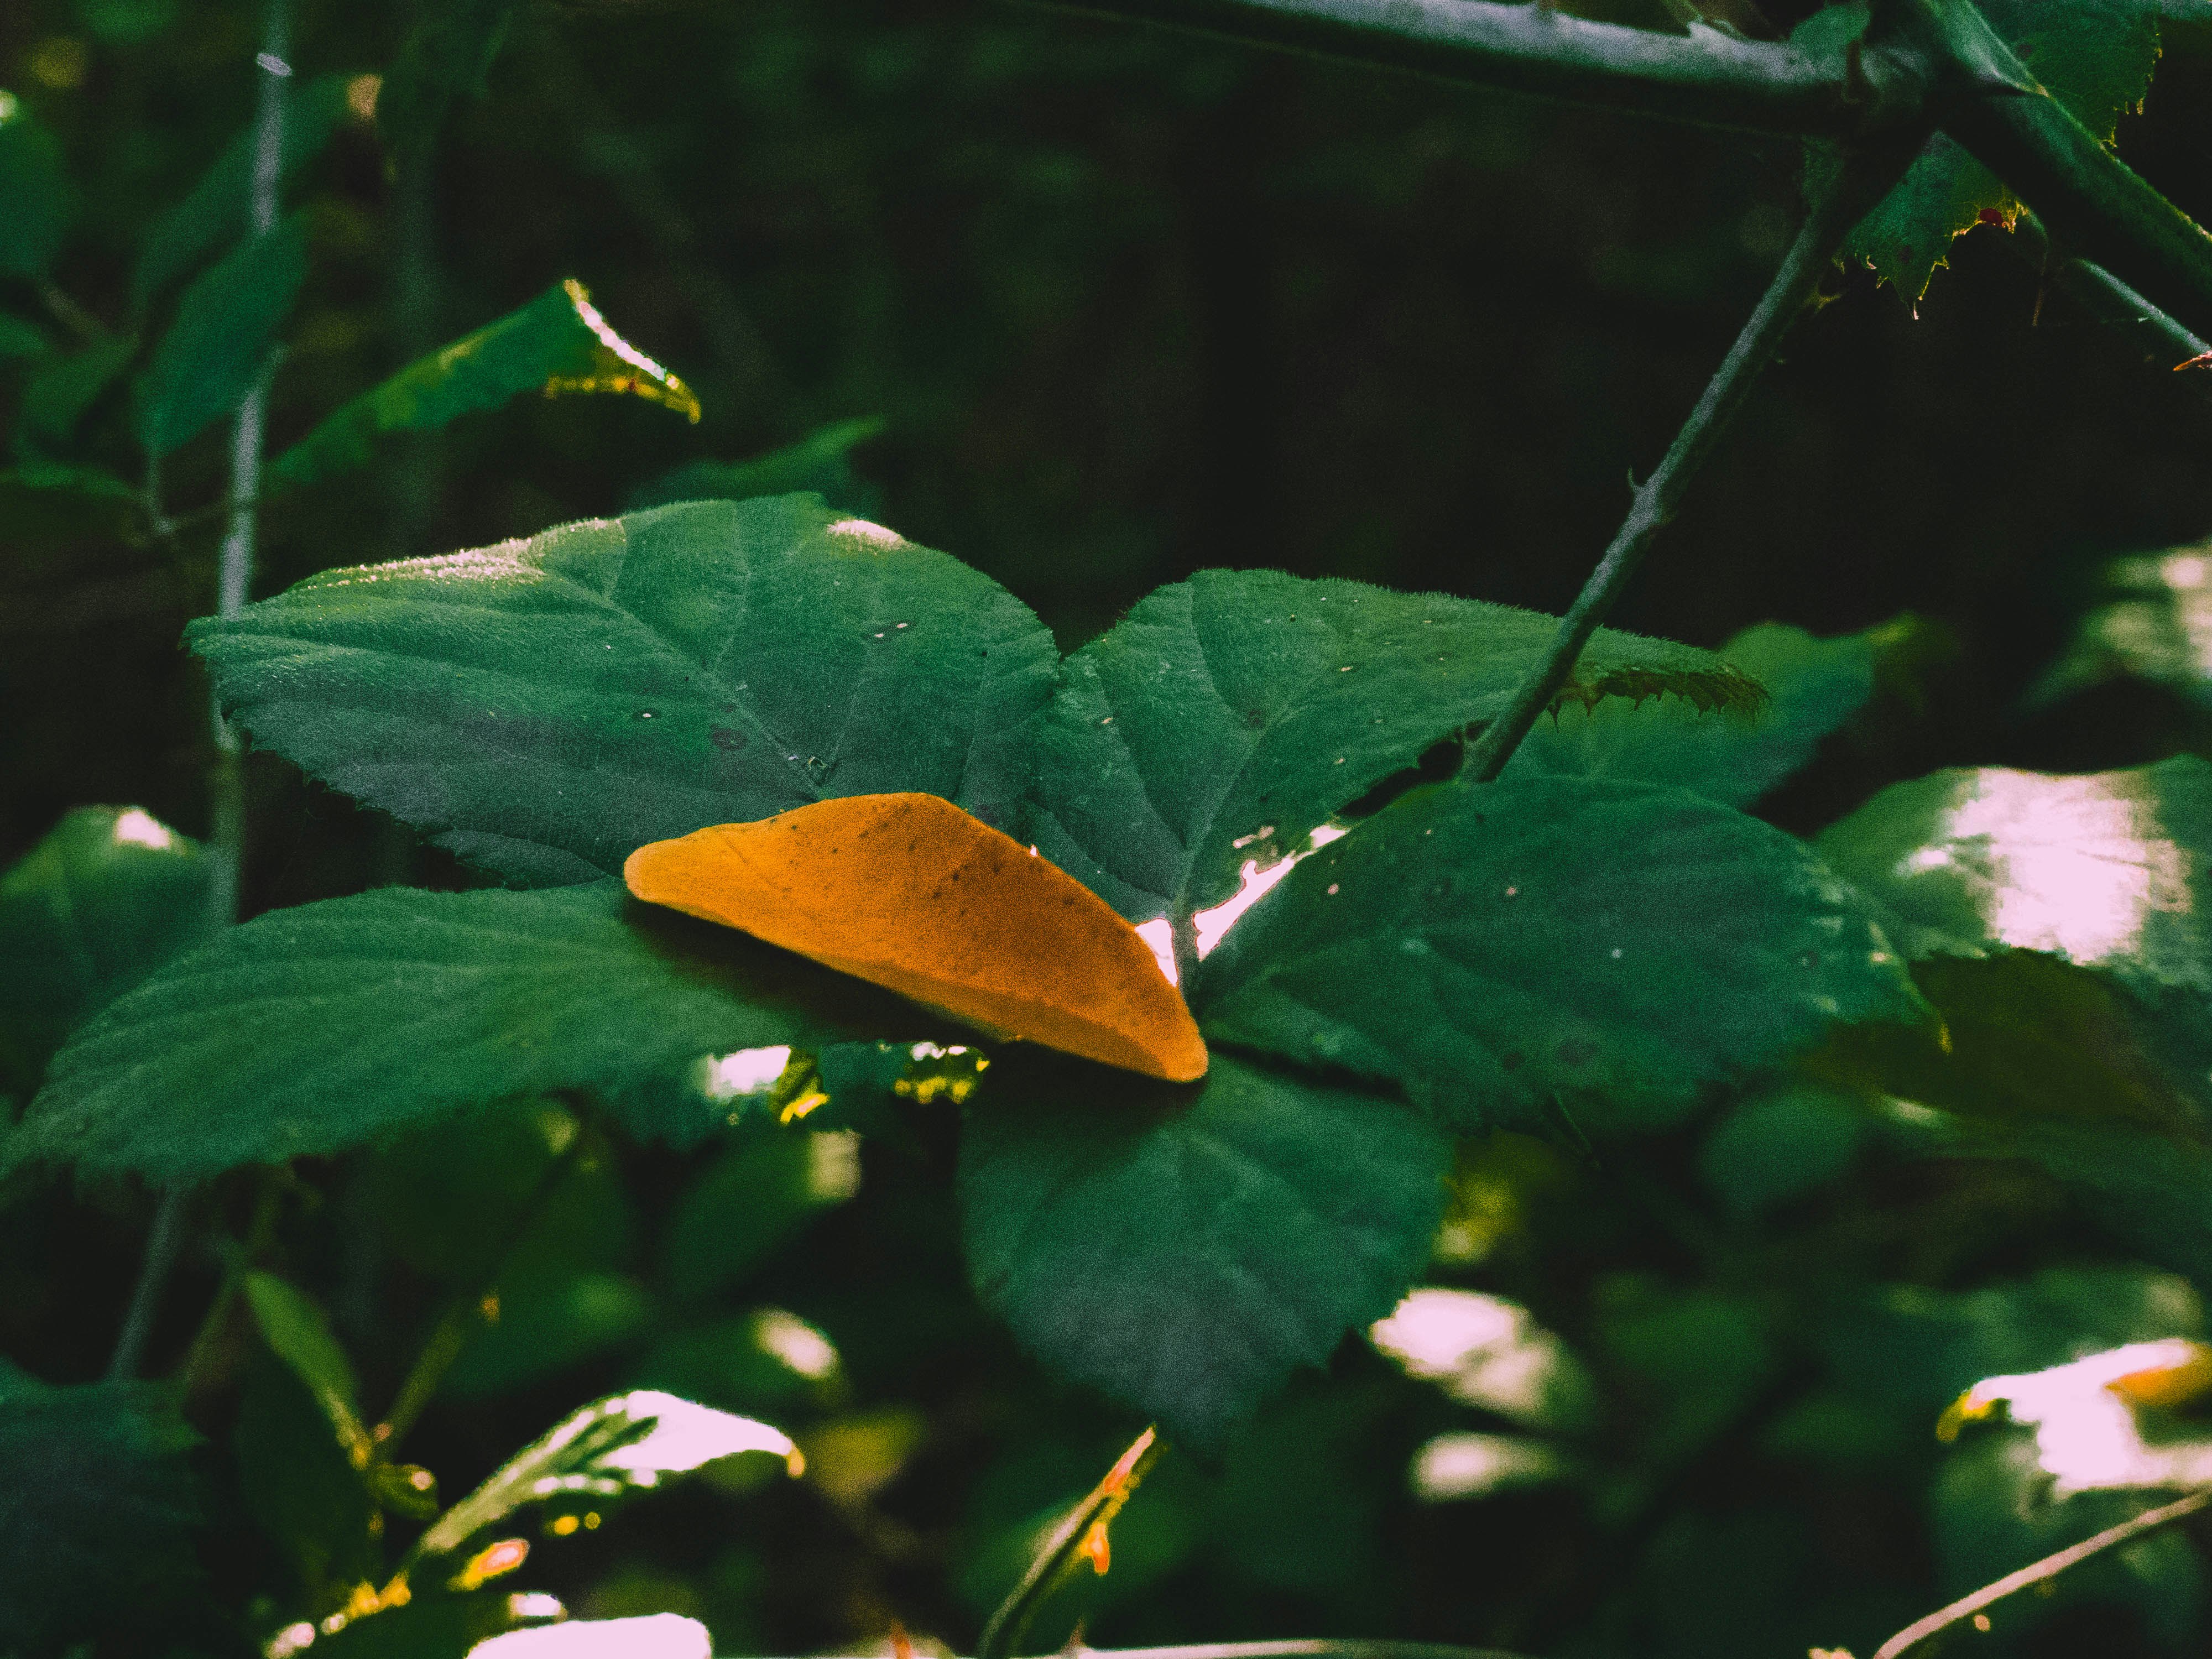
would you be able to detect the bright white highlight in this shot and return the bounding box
[825,517,907,551]
[111,808,176,851]
[469,1614,712,1659]
[697,1047,791,1103]
[1410,1432,1563,1501]
[1134,919,1177,986]
[1192,822,1350,959]
[562,280,680,387]
[1954,1338,2212,1495]
[806,1130,863,1202]
[755,1308,840,1380]
[1370,1288,1593,1429]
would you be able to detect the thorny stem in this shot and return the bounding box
[1460,149,1910,784]
[1865,1484,2212,1659]
[374,1113,596,1457]
[109,0,291,1385]
[978,1426,1164,1659]
[1027,0,1924,137]
[2011,211,2212,388]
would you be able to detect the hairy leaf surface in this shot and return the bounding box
[190,498,1061,884]
[1198,777,1924,1134]
[1022,569,1760,924]
[14,881,937,1181]
[961,1051,1449,1449]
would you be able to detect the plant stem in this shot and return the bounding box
[978,1426,1163,1659]
[110,0,291,1385]
[2011,211,2212,387]
[1027,0,1924,137]
[1868,1484,2212,1659]
[1911,0,2212,343]
[1461,151,1904,784]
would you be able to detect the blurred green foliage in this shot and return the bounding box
[11,2,2212,1658]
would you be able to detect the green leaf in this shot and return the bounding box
[0,101,72,281]
[408,1389,793,1565]
[1021,568,1762,926]
[132,216,307,458]
[660,1126,861,1306]
[1698,1083,1869,1218]
[0,467,140,562]
[0,1370,202,1653]
[1197,777,1925,1135]
[190,498,1061,884]
[12,880,939,1182]
[627,416,885,514]
[959,1051,1449,1449]
[16,332,137,457]
[1802,0,2165,299]
[266,281,700,491]
[243,1272,372,1463]
[0,311,49,358]
[234,1349,378,1591]
[129,72,353,316]
[0,805,216,1095]
[1504,620,1884,808]
[1815,757,2212,999]
[2032,545,2212,710]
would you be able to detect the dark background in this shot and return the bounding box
[10,3,2212,1657]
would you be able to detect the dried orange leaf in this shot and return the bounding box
[625,794,1207,1083]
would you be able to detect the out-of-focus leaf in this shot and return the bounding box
[1801,0,2164,299]
[234,1350,377,1590]
[0,465,140,559]
[76,0,184,44]
[133,216,307,458]
[0,102,71,280]
[12,881,941,1182]
[16,333,137,457]
[961,1050,1449,1450]
[130,72,353,316]
[631,1309,843,1413]
[361,1099,632,1282]
[441,1268,655,1399]
[660,1126,861,1306]
[378,0,519,166]
[190,499,1061,884]
[0,312,48,358]
[1198,777,1923,1134]
[1369,1288,1598,1430]
[627,417,885,514]
[243,1272,372,1462]
[407,1390,794,1566]
[2032,541,2212,709]
[308,1592,529,1658]
[1698,1083,1869,1218]
[267,281,699,490]
[1817,757,2212,999]
[1505,619,1887,808]
[0,1369,201,1653]
[1021,568,1762,927]
[1595,1277,1778,1502]
[0,805,215,1095]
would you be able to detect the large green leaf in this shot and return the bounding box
[1801,0,2165,299]
[190,497,1062,884]
[1197,777,1925,1135]
[0,805,217,1095]
[129,71,354,316]
[0,1369,202,1653]
[960,1051,1449,1449]
[1815,757,2212,999]
[0,102,71,281]
[11,881,940,1182]
[266,281,700,491]
[1021,568,1761,926]
[132,215,307,459]
[1504,620,1882,808]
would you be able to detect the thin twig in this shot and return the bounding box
[1460,149,1908,784]
[1868,1485,2212,1659]
[978,1427,1164,1659]
[108,0,292,1385]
